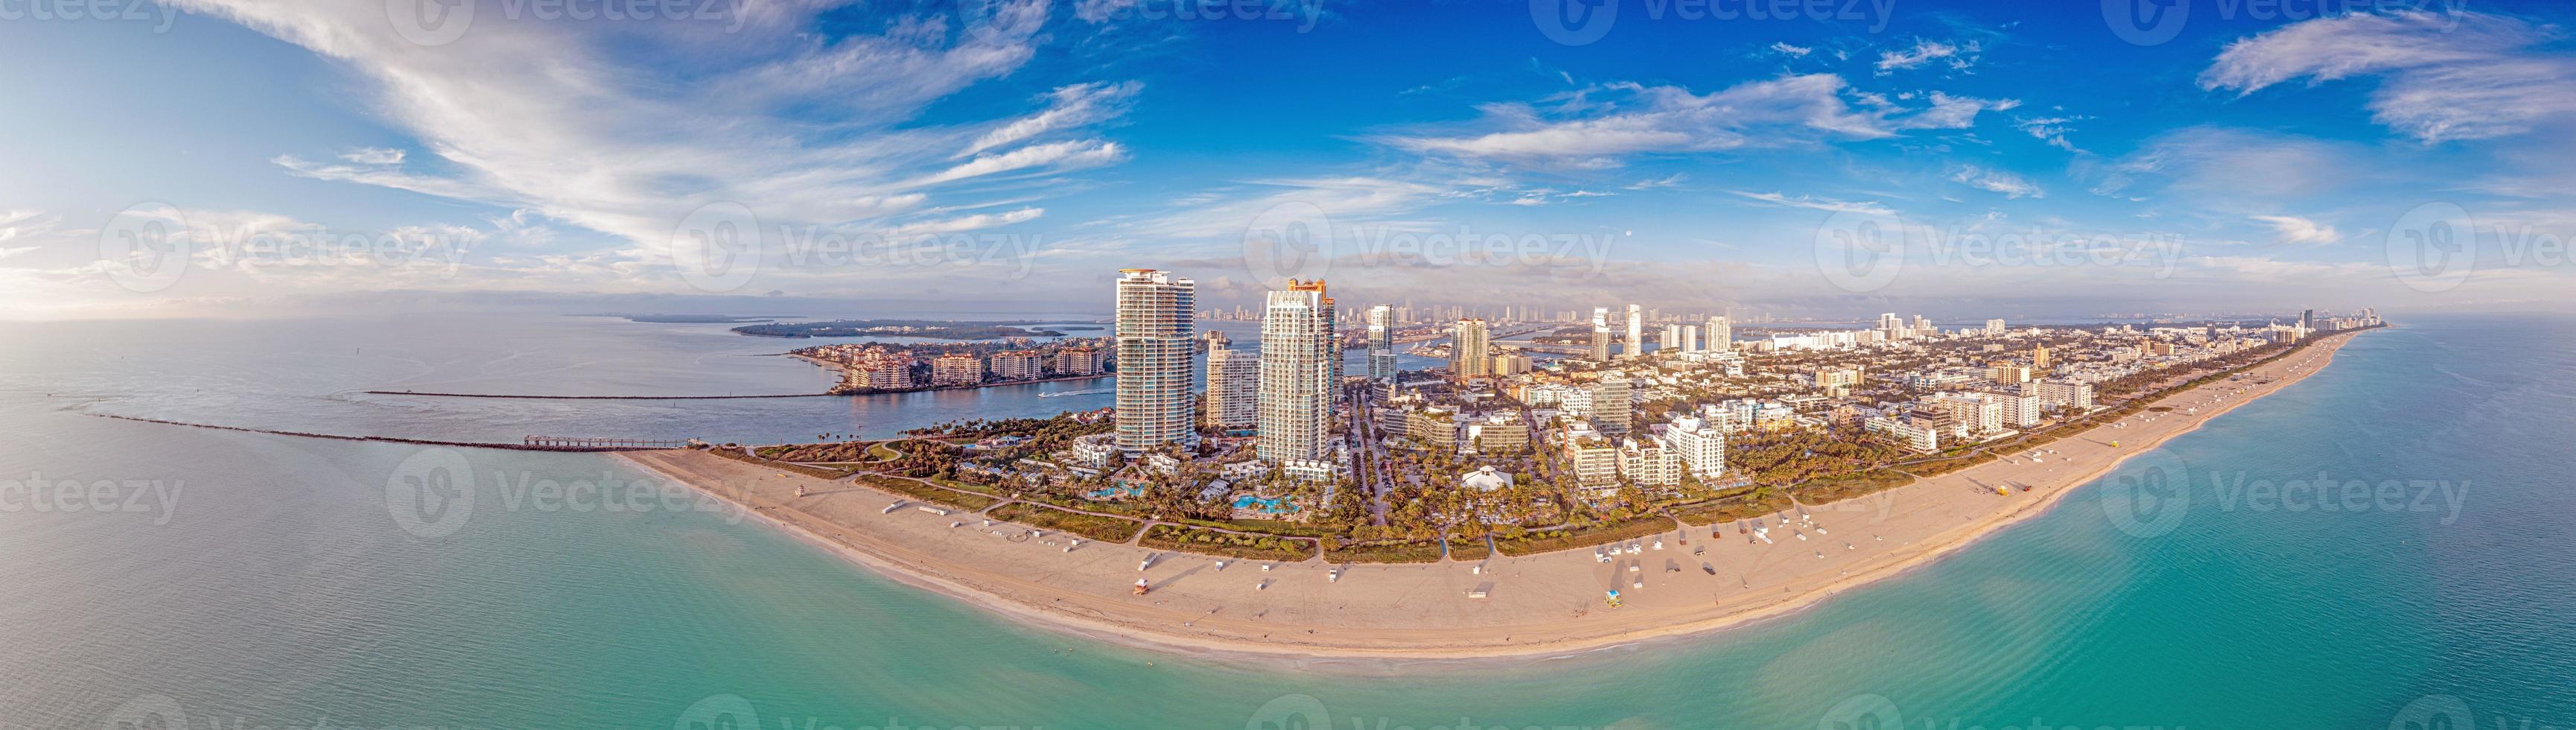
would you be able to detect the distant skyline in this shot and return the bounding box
[3,1,2572,319]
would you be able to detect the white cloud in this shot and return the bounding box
[2200,10,2576,142]
[887,207,1046,236]
[164,0,1134,292]
[1378,74,2014,164]
[1949,165,2044,198]
[2250,215,2343,245]
[2012,115,2086,152]
[922,141,1128,185]
[337,147,406,165]
[1626,174,1688,189]
[1726,190,1898,216]
[961,81,1142,156]
[1875,39,1980,75]
[1769,42,1813,57]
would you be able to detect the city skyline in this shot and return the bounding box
[1,3,2572,319]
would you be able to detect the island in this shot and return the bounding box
[732,319,1080,340]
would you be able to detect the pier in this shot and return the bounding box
[522,436,694,450]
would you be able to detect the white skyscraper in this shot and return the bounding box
[1114,269,1196,453]
[1258,280,1336,463]
[1365,304,1396,384]
[1590,307,1612,361]
[1706,314,1731,352]
[1625,304,1644,359]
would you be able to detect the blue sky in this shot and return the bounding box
[1,0,2570,319]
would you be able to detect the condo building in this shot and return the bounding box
[1366,304,1396,384]
[932,353,983,386]
[1206,343,1257,431]
[1258,279,1337,463]
[1114,268,1197,452]
[1450,318,1491,378]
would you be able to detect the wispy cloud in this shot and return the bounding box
[2201,10,2576,142]
[2250,215,2343,245]
[1376,74,2014,165]
[1876,39,1981,75]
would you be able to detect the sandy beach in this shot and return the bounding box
[620,330,2364,663]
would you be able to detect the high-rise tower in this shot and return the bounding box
[1258,280,1337,463]
[1449,318,1491,378]
[1365,304,1396,384]
[1114,269,1196,453]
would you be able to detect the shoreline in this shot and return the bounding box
[620,329,2367,664]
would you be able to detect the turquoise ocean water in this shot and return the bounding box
[1,313,2569,729]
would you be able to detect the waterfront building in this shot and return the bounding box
[932,353,983,386]
[1625,304,1644,358]
[1258,280,1337,463]
[2026,378,2095,411]
[1706,315,1732,352]
[989,350,1043,381]
[1206,344,1257,431]
[1990,390,2044,428]
[1866,416,1941,452]
[1563,426,1621,487]
[1590,307,1612,361]
[1618,437,1682,487]
[1450,318,1491,378]
[1054,346,1105,376]
[1490,352,1531,375]
[1366,304,1396,383]
[1114,268,1198,452]
[1661,415,1727,480]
